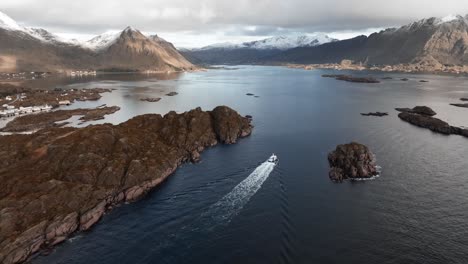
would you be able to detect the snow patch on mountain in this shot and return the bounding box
[440,14,460,23]
[198,34,337,51]
[81,30,122,51]
[0,10,78,45]
[0,10,23,31]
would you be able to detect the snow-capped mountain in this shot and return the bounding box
[0,11,194,72]
[198,34,337,51]
[243,34,337,50]
[81,30,124,51]
[0,11,74,45]
[182,34,337,65]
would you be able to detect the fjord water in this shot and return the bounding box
[33,66,468,264]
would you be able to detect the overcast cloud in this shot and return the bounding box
[2,0,468,47]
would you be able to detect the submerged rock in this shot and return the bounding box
[327,142,378,183]
[460,98,468,101]
[0,106,252,264]
[246,93,254,96]
[401,78,409,81]
[419,80,429,83]
[166,92,178,96]
[395,106,436,116]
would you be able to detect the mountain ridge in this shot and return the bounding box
[0,11,195,73]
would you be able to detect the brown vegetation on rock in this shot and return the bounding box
[0,106,252,264]
[1,106,120,132]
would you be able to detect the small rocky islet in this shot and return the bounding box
[360,112,388,117]
[327,142,379,183]
[0,106,252,264]
[396,106,468,138]
[322,74,380,83]
[450,103,468,108]
[140,97,161,102]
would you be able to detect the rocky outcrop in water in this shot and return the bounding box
[322,74,380,83]
[397,107,468,138]
[450,103,468,108]
[0,106,252,264]
[395,106,437,116]
[327,142,378,183]
[140,97,161,102]
[360,112,388,117]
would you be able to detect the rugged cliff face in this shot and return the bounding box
[0,106,252,264]
[96,28,195,71]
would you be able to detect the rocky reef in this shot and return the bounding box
[360,112,388,117]
[140,97,161,102]
[395,106,437,116]
[327,142,378,183]
[450,103,468,108]
[0,106,252,264]
[397,106,468,138]
[322,74,380,83]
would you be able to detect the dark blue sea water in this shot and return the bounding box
[32,66,468,264]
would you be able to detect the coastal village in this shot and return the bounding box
[0,85,110,120]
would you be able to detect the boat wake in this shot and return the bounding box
[202,155,277,227]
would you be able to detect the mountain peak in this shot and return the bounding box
[123,26,138,33]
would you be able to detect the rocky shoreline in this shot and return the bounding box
[0,106,252,264]
[286,59,468,75]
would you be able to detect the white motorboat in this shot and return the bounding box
[268,154,279,164]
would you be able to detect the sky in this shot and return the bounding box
[2,0,468,48]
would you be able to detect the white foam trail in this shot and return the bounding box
[203,158,276,225]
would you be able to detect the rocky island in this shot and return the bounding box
[327,142,379,183]
[395,106,437,116]
[397,106,468,138]
[0,106,252,264]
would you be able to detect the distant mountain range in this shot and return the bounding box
[0,11,195,73]
[184,15,468,68]
[182,34,337,65]
[3,10,468,72]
